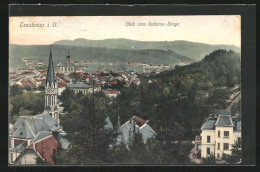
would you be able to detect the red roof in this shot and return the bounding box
[39,70,47,74]
[9,76,16,80]
[133,116,146,127]
[103,90,119,94]
[58,81,67,87]
[17,68,27,70]
[21,71,35,75]
[105,80,117,85]
[28,135,60,164]
[27,80,36,88]
[157,80,162,83]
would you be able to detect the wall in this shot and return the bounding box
[200,130,215,158]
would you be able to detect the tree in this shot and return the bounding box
[202,153,216,164]
[223,140,241,164]
[56,92,114,164]
[9,85,23,97]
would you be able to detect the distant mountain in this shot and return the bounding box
[9,44,194,71]
[54,38,241,61]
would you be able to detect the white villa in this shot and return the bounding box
[197,111,241,160]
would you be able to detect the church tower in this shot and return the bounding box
[66,50,71,66]
[45,45,59,123]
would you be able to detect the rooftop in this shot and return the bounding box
[11,113,61,139]
[201,117,217,130]
[67,83,91,89]
[215,115,234,127]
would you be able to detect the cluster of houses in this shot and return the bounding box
[10,51,144,99]
[22,58,45,69]
[127,60,171,74]
[9,47,156,165]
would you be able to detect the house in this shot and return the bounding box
[117,116,156,146]
[102,90,120,98]
[197,112,241,160]
[67,83,92,94]
[9,113,62,164]
[13,131,60,165]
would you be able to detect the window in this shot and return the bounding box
[10,153,13,162]
[224,131,229,138]
[217,142,220,150]
[224,143,229,150]
[217,153,220,158]
[238,137,241,148]
[207,136,211,143]
[207,147,210,154]
[218,131,220,138]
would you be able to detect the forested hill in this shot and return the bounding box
[54,38,240,61]
[152,49,241,89]
[9,44,193,70]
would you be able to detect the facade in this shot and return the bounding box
[199,112,241,160]
[56,51,78,74]
[67,83,92,94]
[44,46,59,123]
[102,90,120,98]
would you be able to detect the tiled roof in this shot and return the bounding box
[11,113,61,139]
[67,83,91,89]
[201,118,217,130]
[215,115,234,127]
[32,131,52,143]
[103,90,119,94]
[28,135,60,164]
[133,116,146,127]
[120,116,156,145]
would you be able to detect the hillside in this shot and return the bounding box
[54,38,241,61]
[9,44,193,71]
[152,49,241,88]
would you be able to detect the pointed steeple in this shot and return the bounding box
[46,45,56,87]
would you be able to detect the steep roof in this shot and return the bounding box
[11,113,61,139]
[215,115,234,127]
[32,131,53,143]
[28,135,60,164]
[46,46,56,87]
[201,118,217,130]
[120,116,156,145]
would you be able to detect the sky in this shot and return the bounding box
[9,15,241,47]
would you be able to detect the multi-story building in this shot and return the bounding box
[56,51,79,74]
[198,112,241,160]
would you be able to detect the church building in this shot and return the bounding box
[56,51,78,74]
[44,46,59,123]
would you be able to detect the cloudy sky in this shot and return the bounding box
[9,15,241,47]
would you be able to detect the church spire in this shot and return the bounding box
[46,45,56,87]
